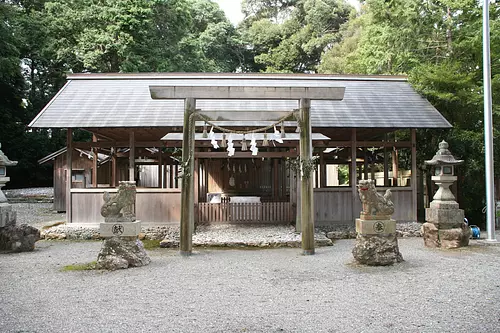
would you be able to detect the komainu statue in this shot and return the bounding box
[357,179,394,217]
[101,181,136,222]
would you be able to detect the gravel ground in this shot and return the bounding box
[1,239,499,333]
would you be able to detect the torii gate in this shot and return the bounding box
[150,85,345,256]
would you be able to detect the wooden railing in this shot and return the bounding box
[196,202,293,224]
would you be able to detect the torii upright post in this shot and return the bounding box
[300,98,314,255]
[180,98,196,256]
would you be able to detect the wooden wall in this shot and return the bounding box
[314,187,414,225]
[70,188,181,223]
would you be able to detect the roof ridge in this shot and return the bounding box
[66,72,408,82]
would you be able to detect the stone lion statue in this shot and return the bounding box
[101,181,136,222]
[357,179,394,217]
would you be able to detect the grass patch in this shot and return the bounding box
[141,239,161,250]
[41,221,66,230]
[61,261,97,271]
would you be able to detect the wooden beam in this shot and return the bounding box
[150,86,346,100]
[411,129,417,221]
[300,98,315,255]
[73,141,164,149]
[194,151,297,158]
[180,98,196,256]
[66,128,72,223]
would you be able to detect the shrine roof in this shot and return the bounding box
[29,73,451,130]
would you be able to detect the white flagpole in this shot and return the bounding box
[483,0,496,241]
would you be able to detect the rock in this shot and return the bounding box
[422,222,439,248]
[439,223,470,249]
[159,238,179,248]
[96,237,151,270]
[138,232,146,240]
[0,224,40,252]
[352,234,403,266]
[422,222,470,249]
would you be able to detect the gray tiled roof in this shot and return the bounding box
[29,73,451,129]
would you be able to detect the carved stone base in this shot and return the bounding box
[422,222,470,249]
[96,236,151,270]
[352,234,403,266]
[99,221,141,237]
[0,224,40,252]
[353,219,403,266]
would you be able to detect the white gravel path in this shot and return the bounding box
[1,238,499,333]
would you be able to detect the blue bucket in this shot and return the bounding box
[470,225,481,239]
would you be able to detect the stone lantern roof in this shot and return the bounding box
[0,143,18,167]
[424,141,463,166]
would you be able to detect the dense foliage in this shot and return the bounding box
[0,0,243,187]
[319,0,500,224]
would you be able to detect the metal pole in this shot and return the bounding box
[483,0,496,242]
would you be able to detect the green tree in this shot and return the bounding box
[319,0,500,225]
[241,0,354,73]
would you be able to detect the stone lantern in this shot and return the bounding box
[0,143,18,204]
[422,141,470,248]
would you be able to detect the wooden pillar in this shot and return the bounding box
[92,134,98,188]
[295,144,302,231]
[411,129,418,221]
[194,157,199,220]
[273,159,279,198]
[363,148,368,180]
[158,149,163,188]
[351,129,357,221]
[300,98,314,255]
[129,131,135,182]
[320,151,326,188]
[66,128,72,223]
[111,151,117,187]
[180,98,196,256]
[392,149,399,186]
[384,134,390,187]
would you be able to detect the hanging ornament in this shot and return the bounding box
[209,126,219,149]
[227,134,235,156]
[221,133,227,148]
[274,125,284,144]
[280,121,286,138]
[250,134,258,156]
[262,133,269,147]
[202,122,208,138]
[241,134,248,151]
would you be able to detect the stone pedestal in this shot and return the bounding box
[97,182,150,269]
[423,201,470,249]
[0,201,40,252]
[96,236,151,270]
[352,218,403,266]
